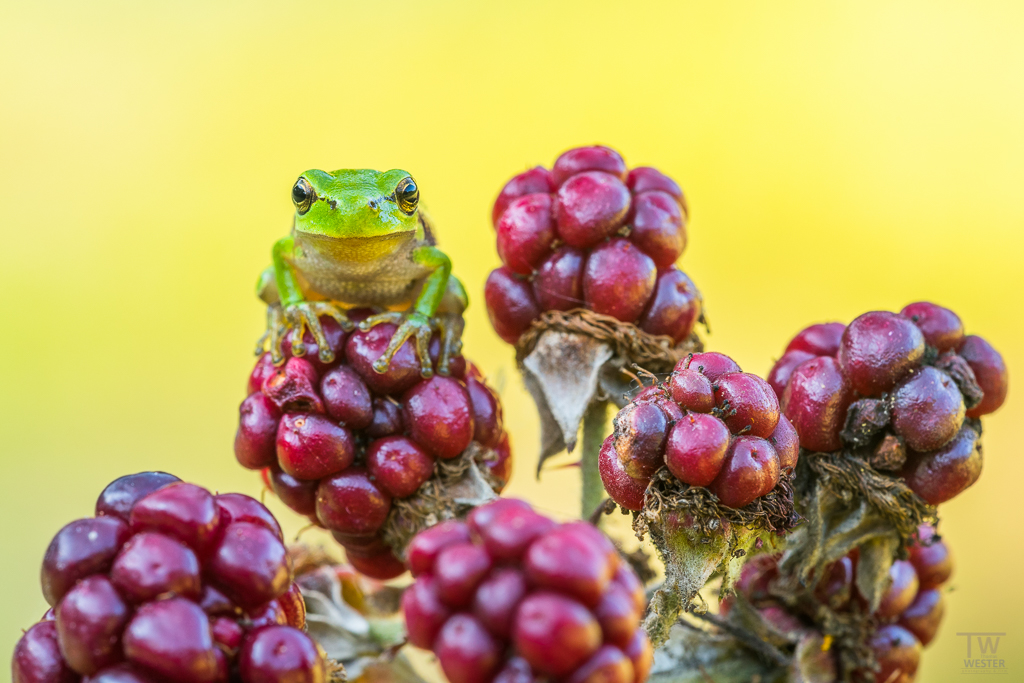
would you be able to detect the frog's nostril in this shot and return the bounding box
[368,199,378,210]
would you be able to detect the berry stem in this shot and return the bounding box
[581,400,609,521]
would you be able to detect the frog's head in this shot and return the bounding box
[290,168,421,239]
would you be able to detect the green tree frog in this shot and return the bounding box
[256,168,467,377]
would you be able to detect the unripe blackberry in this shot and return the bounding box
[603,352,789,512]
[14,473,325,683]
[769,303,1005,506]
[837,311,925,396]
[402,500,649,683]
[237,317,511,577]
[486,146,699,338]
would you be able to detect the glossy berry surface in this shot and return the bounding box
[236,318,511,576]
[769,303,1006,508]
[486,145,701,344]
[403,499,650,683]
[603,352,789,511]
[14,472,322,683]
[707,436,780,508]
[901,425,983,505]
[958,335,1008,417]
[837,311,925,396]
[890,367,965,452]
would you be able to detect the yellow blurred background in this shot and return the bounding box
[1,1,1022,680]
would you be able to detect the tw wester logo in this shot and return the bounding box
[957,632,1008,675]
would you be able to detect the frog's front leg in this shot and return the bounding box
[360,246,465,377]
[269,236,354,364]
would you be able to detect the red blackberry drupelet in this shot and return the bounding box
[235,314,511,579]
[402,499,653,683]
[485,146,701,345]
[12,472,325,683]
[768,302,1007,505]
[601,351,795,511]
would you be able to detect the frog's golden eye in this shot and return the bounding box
[395,177,419,215]
[291,177,315,215]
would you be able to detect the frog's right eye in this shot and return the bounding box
[291,177,315,214]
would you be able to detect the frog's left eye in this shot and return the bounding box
[292,177,315,214]
[395,177,419,215]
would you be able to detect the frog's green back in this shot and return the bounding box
[294,168,421,239]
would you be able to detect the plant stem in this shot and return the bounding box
[581,399,609,521]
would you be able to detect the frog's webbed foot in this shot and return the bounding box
[255,305,289,363]
[436,313,465,377]
[283,301,354,364]
[359,311,438,377]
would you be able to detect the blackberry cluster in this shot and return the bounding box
[724,524,952,682]
[235,314,511,579]
[769,303,1008,504]
[401,499,653,683]
[600,352,798,511]
[11,473,324,683]
[485,146,701,344]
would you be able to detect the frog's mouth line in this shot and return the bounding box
[297,230,417,264]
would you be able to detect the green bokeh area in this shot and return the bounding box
[2,2,1023,681]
